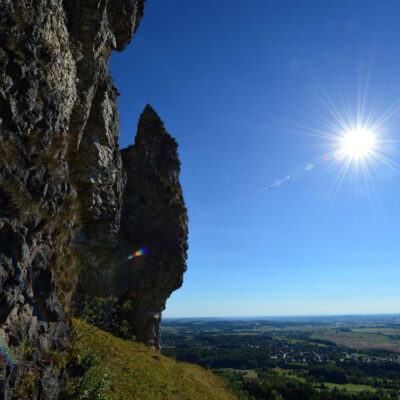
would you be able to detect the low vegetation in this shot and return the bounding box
[68,319,235,400]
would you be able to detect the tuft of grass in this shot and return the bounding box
[68,351,112,400]
[51,194,81,314]
[12,369,40,400]
[70,319,235,400]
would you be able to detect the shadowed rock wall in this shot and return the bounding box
[117,105,188,350]
[0,1,188,397]
[0,0,154,398]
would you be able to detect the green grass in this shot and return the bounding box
[272,368,307,383]
[72,320,235,400]
[242,370,259,380]
[351,328,400,335]
[274,367,376,392]
[322,382,376,393]
[224,369,260,380]
[272,368,376,393]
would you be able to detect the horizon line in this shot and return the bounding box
[163,312,400,320]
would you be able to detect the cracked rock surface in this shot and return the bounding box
[117,105,188,350]
[0,1,156,398]
[1,0,188,396]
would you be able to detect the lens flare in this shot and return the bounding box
[260,76,400,197]
[260,103,399,196]
[126,247,149,261]
[0,333,17,367]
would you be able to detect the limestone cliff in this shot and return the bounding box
[117,105,188,350]
[0,1,188,398]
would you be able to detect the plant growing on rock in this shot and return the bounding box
[75,296,136,342]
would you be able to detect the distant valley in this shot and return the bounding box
[161,315,400,399]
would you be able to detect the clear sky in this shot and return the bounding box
[111,0,400,318]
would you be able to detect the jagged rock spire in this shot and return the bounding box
[117,105,188,350]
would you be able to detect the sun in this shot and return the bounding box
[338,126,377,161]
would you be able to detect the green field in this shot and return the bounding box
[232,367,378,394]
[271,368,376,393]
[323,382,376,393]
[312,329,400,351]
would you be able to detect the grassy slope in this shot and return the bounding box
[73,320,235,400]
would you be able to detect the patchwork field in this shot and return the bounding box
[312,329,400,352]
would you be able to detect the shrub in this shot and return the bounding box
[76,296,136,341]
[68,351,112,400]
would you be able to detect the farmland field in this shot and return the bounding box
[312,329,400,352]
[162,314,400,399]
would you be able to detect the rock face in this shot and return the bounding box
[118,105,188,350]
[0,1,188,398]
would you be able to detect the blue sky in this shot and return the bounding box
[111,0,400,317]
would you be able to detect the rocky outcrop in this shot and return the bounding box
[0,2,79,397]
[65,0,144,304]
[117,105,188,350]
[0,0,164,398]
[0,0,188,396]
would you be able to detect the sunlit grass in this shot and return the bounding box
[71,319,235,400]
